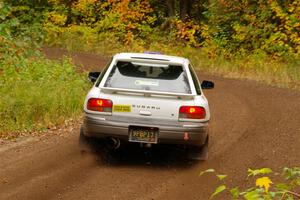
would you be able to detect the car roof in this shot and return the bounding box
[114,53,188,65]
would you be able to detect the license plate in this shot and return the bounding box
[113,105,131,112]
[129,126,159,144]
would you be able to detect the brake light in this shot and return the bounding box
[87,98,112,112]
[179,106,206,119]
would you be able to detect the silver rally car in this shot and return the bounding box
[80,52,214,160]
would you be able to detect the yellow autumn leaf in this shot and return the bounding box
[49,12,67,26]
[255,177,273,193]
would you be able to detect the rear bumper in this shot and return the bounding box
[83,114,209,146]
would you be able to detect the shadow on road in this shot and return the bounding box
[81,142,200,168]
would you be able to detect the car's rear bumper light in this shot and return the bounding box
[179,106,206,119]
[87,98,113,112]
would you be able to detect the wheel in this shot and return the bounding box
[187,136,209,161]
[79,125,94,153]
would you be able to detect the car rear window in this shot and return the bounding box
[104,61,191,94]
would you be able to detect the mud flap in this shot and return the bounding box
[187,137,209,161]
[79,126,94,153]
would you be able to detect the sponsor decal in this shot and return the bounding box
[113,105,131,112]
[134,80,159,86]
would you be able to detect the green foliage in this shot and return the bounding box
[0,1,89,138]
[1,0,45,46]
[44,0,156,44]
[0,55,89,137]
[207,0,300,58]
[200,167,300,200]
[230,187,240,198]
[210,185,226,199]
[199,168,215,176]
[0,37,89,137]
[3,0,300,58]
[248,168,273,178]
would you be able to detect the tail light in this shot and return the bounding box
[87,98,112,112]
[179,106,206,119]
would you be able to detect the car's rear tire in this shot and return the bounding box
[187,136,209,161]
[79,126,121,163]
[79,125,95,153]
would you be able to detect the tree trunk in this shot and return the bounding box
[165,0,176,17]
[180,0,192,21]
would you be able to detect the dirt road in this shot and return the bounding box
[1,48,300,200]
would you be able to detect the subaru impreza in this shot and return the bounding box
[80,52,214,160]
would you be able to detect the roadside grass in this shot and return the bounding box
[0,6,90,139]
[44,27,300,91]
[0,51,89,139]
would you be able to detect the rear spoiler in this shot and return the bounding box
[115,58,181,66]
[99,87,196,99]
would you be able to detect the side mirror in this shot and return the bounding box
[88,71,101,83]
[201,80,214,89]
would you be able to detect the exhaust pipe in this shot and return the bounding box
[106,137,121,150]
